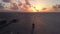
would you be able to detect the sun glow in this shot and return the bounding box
[35,6,42,11]
[30,7,37,12]
[29,4,45,12]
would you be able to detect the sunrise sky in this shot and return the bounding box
[0,0,60,12]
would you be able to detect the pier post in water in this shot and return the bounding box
[31,23,35,34]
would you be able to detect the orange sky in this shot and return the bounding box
[0,0,60,12]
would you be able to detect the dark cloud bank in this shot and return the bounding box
[0,3,4,9]
[2,0,10,2]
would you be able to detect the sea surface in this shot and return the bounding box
[0,12,60,34]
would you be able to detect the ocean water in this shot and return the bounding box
[0,12,60,34]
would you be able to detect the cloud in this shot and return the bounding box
[0,0,3,3]
[10,3,18,10]
[52,4,60,11]
[42,8,47,10]
[25,0,31,5]
[2,0,10,2]
[0,3,4,9]
[57,5,60,8]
